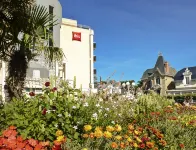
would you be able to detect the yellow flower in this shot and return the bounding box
[57,135,65,142]
[95,126,103,131]
[82,148,88,150]
[56,130,63,137]
[134,130,139,135]
[106,126,115,132]
[84,125,92,132]
[127,137,133,142]
[94,130,103,138]
[133,142,138,148]
[115,124,122,132]
[124,134,129,139]
[136,137,142,143]
[115,135,123,140]
[104,131,112,138]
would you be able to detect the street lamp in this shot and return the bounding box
[122,83,126,88]
[126,82,130,93]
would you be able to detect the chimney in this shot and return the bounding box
[164,62,169,74]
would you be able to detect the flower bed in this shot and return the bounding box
[0,82,195,149]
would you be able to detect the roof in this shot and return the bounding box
[154,55,165,74]
[141,55,176,80]
[174,66,196,81]
[141,68,154,80]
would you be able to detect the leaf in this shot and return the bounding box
[73,132,79,139]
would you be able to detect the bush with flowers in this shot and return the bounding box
[0,80,195,149]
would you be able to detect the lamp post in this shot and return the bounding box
[122,83,126,95]
[132,82,136,95]
[126,82,130,94]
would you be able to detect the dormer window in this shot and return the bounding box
[185,77,190,85]
[183,68,192,85]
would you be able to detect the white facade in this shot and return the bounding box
[60,18,96,90]
[25,0,62,93]
[167,67,196,95]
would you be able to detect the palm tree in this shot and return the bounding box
[0,0,63,99]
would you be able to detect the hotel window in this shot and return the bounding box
[156,78,160,85]
[186,77,190,85]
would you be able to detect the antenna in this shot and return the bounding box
[158,51,162,56]
[119,72,124,81]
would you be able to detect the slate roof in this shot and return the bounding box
[154,55,165,74]
[141,55,176,80]
[174,66,196,81]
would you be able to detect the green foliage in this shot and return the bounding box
[0,82,195,149]
[167,93,196,103]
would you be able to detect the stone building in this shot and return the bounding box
[167,67,196,95]
[141,54,176,95]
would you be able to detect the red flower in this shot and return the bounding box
[34,143,43,150]
[29,92,35,97]
[139,143,145,149]
[179,143,185,149]
[17,136,24,142]
[45,82,50,87]
[42,108,47,115]
[52,87,57,92]
[28,138,38,147]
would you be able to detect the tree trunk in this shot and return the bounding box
[6,47,28,100]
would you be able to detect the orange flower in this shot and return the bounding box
[153,147,158,150]
[89,132,94,138]
[82,134,89,138]
[111,142,118,148]
[120,142,126,149]
[128,124,134,130]
[53,140,61,146]
[146,142,154,148]
[9,126,17,130]
[40,141,50,147]
[159,140,167,146]
[156,133,164,139]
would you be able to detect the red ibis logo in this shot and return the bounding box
[72,32,81,41]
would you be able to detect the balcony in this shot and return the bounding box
[93,42,96,50]
[94,69,97,75]
[93,56,96,62]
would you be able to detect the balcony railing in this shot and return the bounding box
[94,69,97,75]
[93,56,96,62]
[93,43,96,50]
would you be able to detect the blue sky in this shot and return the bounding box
[59,0,196,82]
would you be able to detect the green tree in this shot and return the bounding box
[0,0,63,99]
